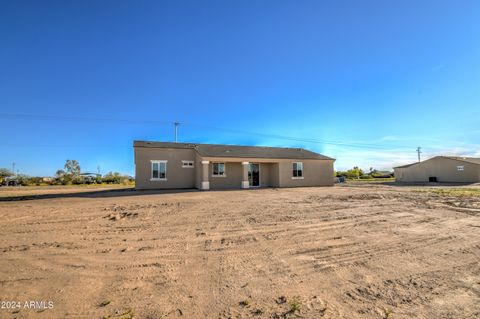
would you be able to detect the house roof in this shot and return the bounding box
[374,170,394,174]
[444,156,480,165]
[134,141,335,160]
[393,156,480,169]
[393,162,419,169]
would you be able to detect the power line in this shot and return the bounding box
[0,112,417,151]
[0,113,173,125]
[184,122,416,150]
[0,144,132,148]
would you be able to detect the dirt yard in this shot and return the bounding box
[0,184,479,319]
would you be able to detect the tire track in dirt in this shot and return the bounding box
[308,236,458,272]
[1,186,479,318]
[214,201,344,318]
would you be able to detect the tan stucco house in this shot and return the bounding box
[134,141,335,190]
[394,156,480,183]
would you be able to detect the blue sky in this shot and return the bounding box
[1,0,479,176]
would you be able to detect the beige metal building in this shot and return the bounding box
[394,156,480,183]
[134,141,335,190]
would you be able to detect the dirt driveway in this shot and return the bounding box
[0,184,479,318]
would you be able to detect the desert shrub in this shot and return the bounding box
[16,175,33,186]
[72,176,85,185]
[288,297,301,313]
[359,174,372,179]
[103,171,123,184]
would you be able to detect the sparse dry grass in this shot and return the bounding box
[288,297,302,313]
[0,184,133,198]
[427,188,480,197]
[347,178,396,183]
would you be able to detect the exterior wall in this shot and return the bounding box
[258,163,271,187]
[134,147,196,189]
[395,157,480,183]
[135,149,335,190]
[201,157,334,188]
[277,159,334,187]
[269,163,280,187]
[208,162,243,189]
[194,152,203,189]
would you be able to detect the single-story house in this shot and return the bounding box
[134,141,335,190]
[394,156,480,183]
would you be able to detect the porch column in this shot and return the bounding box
[201,161,210,190]
[241,161,249,189]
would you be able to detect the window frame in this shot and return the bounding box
[150,160,167,181]
[182,160,194,168]
[292,162,304,179]
[212,162,226,177]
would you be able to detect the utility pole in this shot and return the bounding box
[416,147,422,162]
[12,162,16,176]
[174,121,180,143]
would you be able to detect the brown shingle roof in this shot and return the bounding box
[134,141,195,149]
[134,141,334,160]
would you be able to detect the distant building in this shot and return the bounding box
[372,170,394,178]
[80,173,99,184]
[134,141,335,190]
[394,156,480,183]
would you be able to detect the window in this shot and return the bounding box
[457,166,464,171]
[151,160,167,180]
[292,162,303,179]
[182,160,194,168]
[212,163,226,177]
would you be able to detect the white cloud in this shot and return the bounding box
[331,144,480,171]
[331,148,417,171]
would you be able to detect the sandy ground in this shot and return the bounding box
[0,184,479,319]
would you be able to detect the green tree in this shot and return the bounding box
[16,174,42,186]
[64,160,81,177]
[56,169,66,177]
[0,168,14,184]
[55,169,69,185]
[0,168,13,178]
[339,166,364,179]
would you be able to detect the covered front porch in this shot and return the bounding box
[198,159,279,190]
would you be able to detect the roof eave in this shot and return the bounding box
[198,154,335,160]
